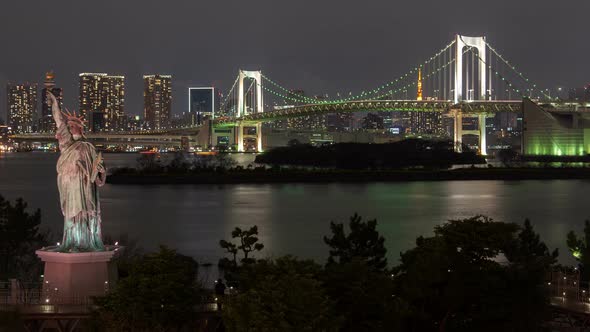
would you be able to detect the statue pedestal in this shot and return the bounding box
[36,246,123,304]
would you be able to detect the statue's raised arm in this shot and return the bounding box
[47,91,64,128]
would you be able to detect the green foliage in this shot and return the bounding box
[394,216,556,331]
[0,195,49,281]
[222,256,339,332]
[322,259,408,331]
[287,138,302,147]
[434,215,519,263]
[566,220,590,281]
[94,246,203,331]
[505,219,558,267]
[213,153,237,170]
[136,153,162,172]
[0,311,25,332]
[102,233,143,278]
[166,152,191,173]
[324,213,387,271]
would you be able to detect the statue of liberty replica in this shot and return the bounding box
[47,91,106,252]
[36,82,119,303]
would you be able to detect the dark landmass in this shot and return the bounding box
[255,139,485,169]
[107,167,590,185]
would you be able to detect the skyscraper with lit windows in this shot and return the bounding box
[7,83,37,133]
[79,73,125,132]
[144,75,172,129]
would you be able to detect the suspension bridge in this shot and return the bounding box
[195,34,584,154]
[14,34,588,155]
[209,35,581,155]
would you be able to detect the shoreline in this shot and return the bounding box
[106,167,590,185]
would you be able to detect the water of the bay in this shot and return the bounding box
[0,152,587,273]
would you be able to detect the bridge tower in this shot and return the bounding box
[452,35,490,155]
[454,35,488,103]
[237,70,264,117]
[236,70,264,152]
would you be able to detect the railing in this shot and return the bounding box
[0,280,219,315]
[545,268,590,315]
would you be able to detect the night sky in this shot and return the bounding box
[0,0,588,119]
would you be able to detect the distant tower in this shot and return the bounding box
[41,71,63,133]
[416,68,423,101]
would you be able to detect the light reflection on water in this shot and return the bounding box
[0,152,588,268]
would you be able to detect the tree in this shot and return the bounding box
[566,220,590,281]
[167,151,190,173]
[94,246,203,331]
[102,233,143,278]
[136,153,162,172]
[220,226,264,265]
[0,311,25,332]
[222,256,339,332]
[505,219,558,267]
[324,213,387,271]
[322,259,408,331]
[287,138,302,147]
[0,196,49,281]
[213,153,237,170]
[219,240,238,267]
[394,215,554,331]
[496,148,518,166]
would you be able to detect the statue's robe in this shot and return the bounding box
[55,122,105,252]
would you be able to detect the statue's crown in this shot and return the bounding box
[61,109,87,127]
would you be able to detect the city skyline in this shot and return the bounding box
[0,0,588,121]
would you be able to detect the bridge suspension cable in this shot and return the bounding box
[464,43,546,100]
[259,40,457,105]
[484,41,550,99]
[372,44,477,100]
[220,75,239,116]
[235,36,552,115]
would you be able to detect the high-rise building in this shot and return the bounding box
[409,112,444,135]
[286,91,328,130]
[188,86,217,126]
[144,75,172,129]
[362,113,384,130]
[40,71,63,133]
[7,83,37,133]
[79,73,125,132]
[326,112,352,132]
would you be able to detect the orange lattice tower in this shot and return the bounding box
[416,68,423,101]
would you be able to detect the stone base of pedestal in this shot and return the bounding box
[36,245,123,304]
